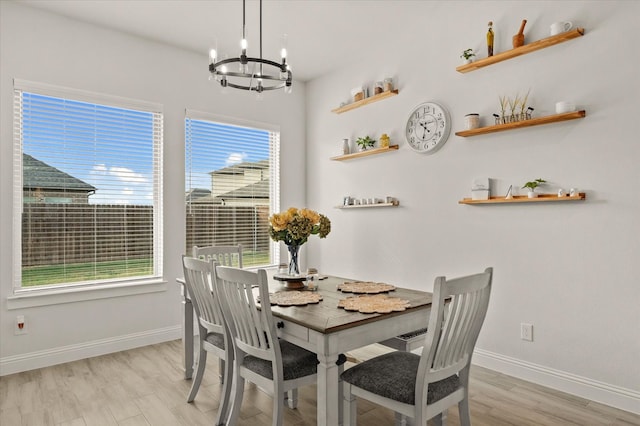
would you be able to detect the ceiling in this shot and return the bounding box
[16,0,432,82]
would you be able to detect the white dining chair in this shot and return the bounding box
[191,245,242,385]
[213,265,346,426]
[193,244,243,268]
[341,267,493,426]
[181,256,232,426]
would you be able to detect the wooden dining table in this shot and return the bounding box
[178,271,433,426]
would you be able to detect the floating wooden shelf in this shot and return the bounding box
[455,110,586,137]
[459,193,586,205]
[336,201,400,209]
[330,145,399,161]
[456,28,585,73]
[331,90,399,114]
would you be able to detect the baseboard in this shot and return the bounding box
[473,348,640,415]
[0,325,181,376]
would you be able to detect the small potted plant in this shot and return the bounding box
[355,136,376,151]
[522,178,547,198]
[460,48,475,64]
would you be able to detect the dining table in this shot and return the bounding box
[177,270,433,426]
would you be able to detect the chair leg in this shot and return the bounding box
[343,382,357,426]
[285,389,298,409]
[458,398,471,426]
[338,364,344,426]
[273,383,285,426]
[394,412,412,426]
[432,410,448,426]
[226,365,245,426]
[186,345,207,402]
[215,356,233,426]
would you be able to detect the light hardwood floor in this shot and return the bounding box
[1,340,638,426]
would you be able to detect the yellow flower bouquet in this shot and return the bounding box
[269,207,331,275]
[269,207,331,246]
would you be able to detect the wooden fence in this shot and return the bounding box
[22,203,270,267]
[186,204,270,254]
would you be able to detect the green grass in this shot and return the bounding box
[22,259,153,287]
[22,251,273,287]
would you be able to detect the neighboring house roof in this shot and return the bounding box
[23,153,96,192]
[185,187,212,202]
[209,159,269,176]
[216,179,269,200]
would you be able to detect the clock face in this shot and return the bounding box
[405,102,451,154]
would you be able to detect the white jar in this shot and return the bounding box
[342,138,350,155]
[383,78,393,92]
[465,114,480,130]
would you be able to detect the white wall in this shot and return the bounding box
[0,2,306,371]
[305,0,639,413]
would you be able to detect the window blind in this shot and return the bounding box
[185,111,280,267]
[13,80,163,289]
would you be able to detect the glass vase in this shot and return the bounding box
[287,244,301,276]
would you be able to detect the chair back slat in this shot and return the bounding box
[193,244,243,268]
[418,268,493,390]
[182,256,225,336]
[213,265,279,362]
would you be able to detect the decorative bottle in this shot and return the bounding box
[342,138,350,155]
[487,21,494,57]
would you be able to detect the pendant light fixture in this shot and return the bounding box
[208,0,292,94]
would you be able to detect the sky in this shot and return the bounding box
[22,92,270,205]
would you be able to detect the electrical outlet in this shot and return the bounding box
[15,315,27,335]
[520,323,533,341]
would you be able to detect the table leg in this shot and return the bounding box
[182,294,194,380]
[316,351,341,426]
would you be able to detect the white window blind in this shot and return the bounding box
[185,110,280,267]
[13,80,163,290]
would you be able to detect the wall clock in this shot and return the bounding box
[405,102,451,154]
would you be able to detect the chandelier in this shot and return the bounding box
[208,0,292,94]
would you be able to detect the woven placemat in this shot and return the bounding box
[337,281,396,294]
[338,294,409,314]
[266,291,323,306]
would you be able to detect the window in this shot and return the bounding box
[13,80,163,290]
[185,110,280,267]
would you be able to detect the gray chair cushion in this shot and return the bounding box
[243,340,348,381]
[340,351,460,405]
[205,332,225,349]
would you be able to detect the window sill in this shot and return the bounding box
[6,278,168,310]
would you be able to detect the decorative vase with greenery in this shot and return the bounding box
[355,136,376,151]
[269,207,331,275]
[460,48,476,64]
[522,178,547,198]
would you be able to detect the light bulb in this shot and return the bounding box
[281,34,288,59]
[241,38,248,50]
[220,65,228,74]
[209,48,217,64]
